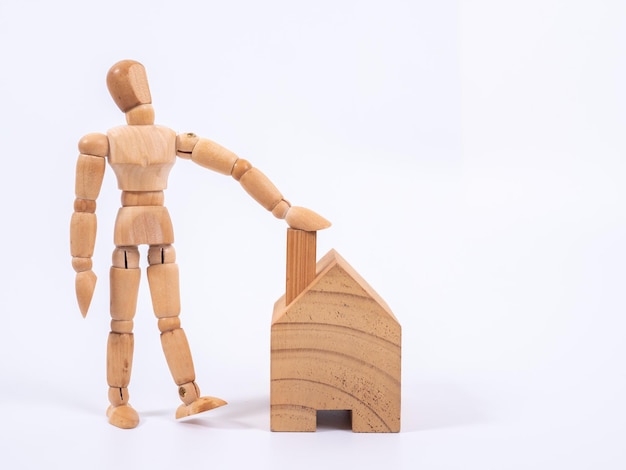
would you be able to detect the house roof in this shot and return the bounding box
[272,249,399,336]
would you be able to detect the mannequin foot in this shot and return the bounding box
[106,404,140,429]
[175,396,227,419]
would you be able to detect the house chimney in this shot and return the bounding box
[285,228,317,304]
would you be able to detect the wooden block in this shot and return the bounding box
[285,229,316,305]
[271,405,316,432]
[271,250,401,433]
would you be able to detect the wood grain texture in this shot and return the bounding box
[190,137,238,175]
[271,249,401,433]
[147,262,181,317]
[107,332,134,388]
[75,154,106,200]
[113,206,174,246]
[78,132,109,157]
[107,125,176,191]
[106,60,152,112]
[109,266,140,321]
[70,212,96,258]
[125,104,155,125]
[121,190,164,207]
[284,206,331,231]
[239,167,283,210]
[285,229,316,305]
[160,328,195,386]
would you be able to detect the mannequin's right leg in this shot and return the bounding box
[106,246,141,429]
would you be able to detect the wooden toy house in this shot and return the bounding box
[270,229,401,432]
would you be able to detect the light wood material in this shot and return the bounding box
[285,229,316,305]
[125,104,155,125]
[108,386,130,407]
[271,199,290,219]
[231,158,252,181]
[147,244,176,265]
[72,59,331,428]
[176,396,227,419]
[75,154,106,200]
[113,206,174,246]
[78,132,109,157]
[239,167,283,211]
[147,262,181,317]
[157,316,181,333]
[70,212,96,258]
[107,332,134,388]
[75,270,97,318]
[175,132,199,158]
[285,206,331,231]
[160,328,195,386]
[112,246,140,269]
[106,60,152,112]
[110,267,140,321]
[107,125,176,191]
[177,381,201,405]
[106,404,139,429]
[271,249,401,433]
[72,257,92,272]
[110,320,134,334]
[121,191,164,207]
[73,198,96,213]
[190,137,238,174]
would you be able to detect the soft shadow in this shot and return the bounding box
[402,380,489,432]
[177,396,269,430]
[140,408,171,418]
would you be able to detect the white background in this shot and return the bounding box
[1,0,625,468]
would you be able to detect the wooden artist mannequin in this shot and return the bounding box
[70,59,330,429]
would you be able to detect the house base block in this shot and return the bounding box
[270,249,401,433]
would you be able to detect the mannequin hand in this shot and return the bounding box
[75,270,97,318]
[285,206,331,231]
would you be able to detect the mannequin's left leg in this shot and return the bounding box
[146,244,226,419]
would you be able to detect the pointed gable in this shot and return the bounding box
[273,249,400,344]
